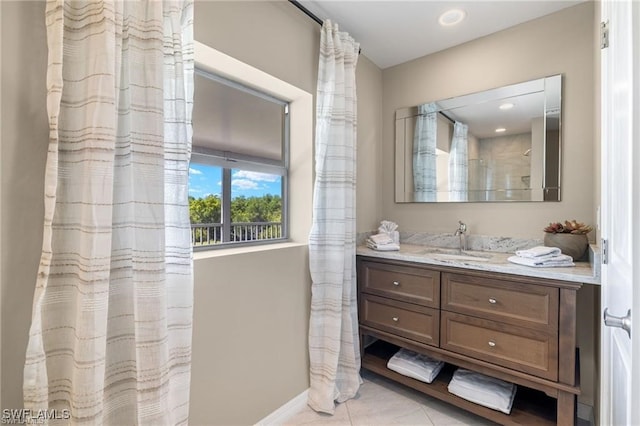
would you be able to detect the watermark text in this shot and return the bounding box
[2,409,71,424]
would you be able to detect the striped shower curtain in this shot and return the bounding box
[23,1,194,424]
[413,102,438,201]
[449,121,469,201]
[308,20,361,414]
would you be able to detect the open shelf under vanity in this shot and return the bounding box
[362,339,558,426]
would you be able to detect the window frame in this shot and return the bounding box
[190,69,290,250]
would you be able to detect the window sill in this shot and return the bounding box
[193,241,307,262]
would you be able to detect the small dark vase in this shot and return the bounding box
[543,233,589,260]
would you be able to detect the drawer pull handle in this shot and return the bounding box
[392,317,399,322]
[488,341,496,347]
[488,298,497,304]
[392,281,400,286]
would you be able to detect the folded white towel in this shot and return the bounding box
[448,369,517,414]
[515,246,562,258]
[368,233,394,245]
[515,252,563,261]
[387,348,444,384]
[367,240,400,251]
[366,232,400,251]
[508,255,574,268]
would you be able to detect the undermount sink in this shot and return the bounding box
[416,247,494,262]
[431,253,493,262]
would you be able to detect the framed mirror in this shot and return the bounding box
[395,74,562,203]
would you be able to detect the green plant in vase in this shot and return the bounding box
[543,220,593,260]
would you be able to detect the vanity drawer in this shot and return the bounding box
[359,260,440,308]
[441,273,559,332]
[441,311,558,381]
[360,294,439,346]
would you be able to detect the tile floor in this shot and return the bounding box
[284,370,499,425]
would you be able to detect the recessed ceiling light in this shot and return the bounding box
[439,9,466,27]
[499,102,515,110]
[495,128,506,133]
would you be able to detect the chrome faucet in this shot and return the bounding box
[454,220,467,252]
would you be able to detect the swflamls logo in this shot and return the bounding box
[1,409,71,424]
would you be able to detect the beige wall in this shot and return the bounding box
[381,2,598,409]
[382,2,596,239]
[356,55,384,231]
[193,2,381,424]
[195,0,383,235]
[1,0,600,420]
[0,1,383,422]
[0,1,382,424]
[191,246,310,425]
[1,0,49,410]
[195,1,319,96]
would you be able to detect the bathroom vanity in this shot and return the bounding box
[357,245,599,426]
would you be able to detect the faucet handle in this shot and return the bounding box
[458,221,467,232]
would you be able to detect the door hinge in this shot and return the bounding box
[602,238,608,264]
[601,21,609,49]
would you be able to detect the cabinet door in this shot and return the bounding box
[441,311,558,381]
[361,294,439,346]
[360,260,440,307]
[442,272,558,332]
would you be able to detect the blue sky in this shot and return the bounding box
[188,163,282,199]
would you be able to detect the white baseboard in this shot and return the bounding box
[577,402,594,425]
[255,388,309,426]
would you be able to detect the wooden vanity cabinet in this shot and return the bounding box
[357,256,582,426]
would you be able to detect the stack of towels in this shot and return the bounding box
[507,246,574,268]
[386,348,444,384]
[366,220,400,251]
[448,368,517,414]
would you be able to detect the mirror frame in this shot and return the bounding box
[395,74,562,203]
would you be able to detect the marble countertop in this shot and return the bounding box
[356,243,601,285]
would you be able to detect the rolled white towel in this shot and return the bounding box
[508,254,574,268]
[378,220,399,234]
[387,348,444,384]
[448,368,517,414]
[515,246,561,258]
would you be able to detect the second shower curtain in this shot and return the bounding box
[308,20,362,415]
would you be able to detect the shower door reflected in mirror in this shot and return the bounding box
[395,75,562,203]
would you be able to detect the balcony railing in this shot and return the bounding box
[191,222,283,246]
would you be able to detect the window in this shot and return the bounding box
[190,69,289,249]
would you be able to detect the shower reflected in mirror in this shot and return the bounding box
[395,75,562,203]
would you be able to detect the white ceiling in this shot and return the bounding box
[298,0,586,69]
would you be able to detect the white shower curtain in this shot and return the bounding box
[308,20,361,415]
[449,121,469,201]
[413,103,438,201]
[23,1,194,424]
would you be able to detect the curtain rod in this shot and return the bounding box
[439,111,456,125]
[289,0,323,26]
[288,0,362,55]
